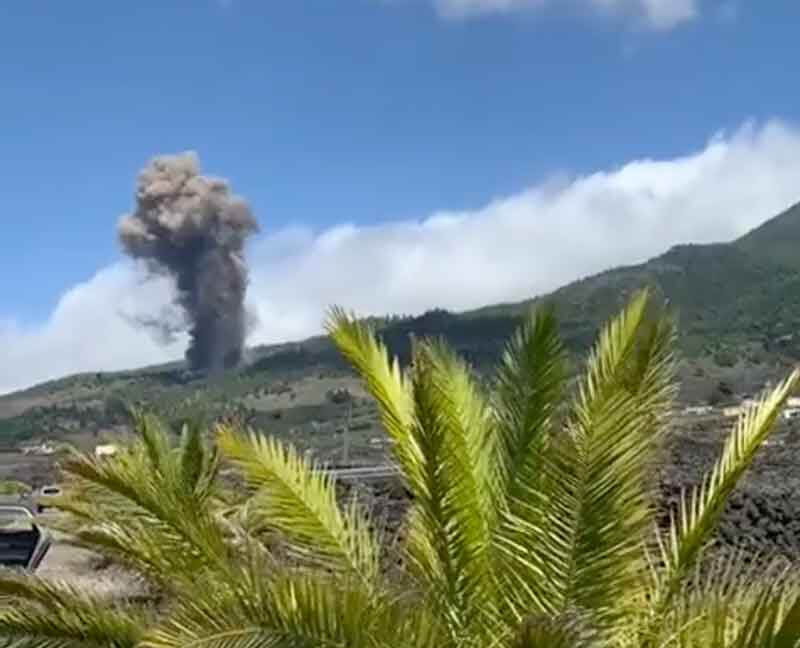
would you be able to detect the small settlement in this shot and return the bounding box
[682,396,800,421]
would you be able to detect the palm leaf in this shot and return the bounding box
[772,589,800,648]
[143,560,442,648]
[495,289,676,634]
[0,572,147,648]
[487,305,567,623]
[324,307,418,482]
[510,610,597,648]
[651,369,800,617]
[400,340,496,642]
[490,304,567,512]
[727,583,798,648]
[49,418,232,586]
[179,419,209,494]
[327,308,499,638]
[642,548,793,647]
[217,425,380,589]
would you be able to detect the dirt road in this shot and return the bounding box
[30,513,146,599]
[36,540,145,598]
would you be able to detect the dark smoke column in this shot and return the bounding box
[119,152,259,372]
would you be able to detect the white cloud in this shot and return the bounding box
[2,119,800,393]
[0,267,187,395]
[434,0,699,29]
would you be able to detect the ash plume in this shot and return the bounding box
[119,152,259,372]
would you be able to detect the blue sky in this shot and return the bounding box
[2,0,800,390]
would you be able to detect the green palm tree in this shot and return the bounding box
[1,289,799,647]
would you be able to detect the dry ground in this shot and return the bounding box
[34,516,146,599]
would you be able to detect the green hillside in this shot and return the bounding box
[2,199,800,453]
[735,201,800,269]
[474,200,800,362]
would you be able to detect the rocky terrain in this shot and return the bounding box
[347,412,800,568]
[659,415,800,564]
[18,410,797,602]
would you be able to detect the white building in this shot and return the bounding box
[94,444,118,458]
[21,442,55,456]
[683,405,713,416]
[783,408,800,422]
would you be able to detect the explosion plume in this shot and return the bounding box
[118,152,259,372]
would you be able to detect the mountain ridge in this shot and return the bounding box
[2,198,800,450]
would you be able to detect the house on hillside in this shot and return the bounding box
[722,405,743,418]
[723,396,762,418]
[20,443,55,456]
[783,408,800,422]
[683,405,713,416]
[94,444,118,458]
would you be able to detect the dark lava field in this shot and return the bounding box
[353,414,800,567]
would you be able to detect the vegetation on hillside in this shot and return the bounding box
[4,203,800,447]
[1,291,800,646]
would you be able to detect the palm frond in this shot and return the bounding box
[490,304,567,511]
[726,580,800,648]
[134,410,171,476]
[640,548,794,647]
[0,571,147,648]
[510,610,598,648]
[728,591,783,648]
[48,512,215,587]
[495,290,676,634]
[582,289,651,398]
[327,307,499,638]
[49,415,232,585]
[324,307,418,481]
[178,419,214,495]
[487,306,567,624]
[651,369,800,616]
[143,562,442,648]
[217,425,380,589]
[400,339,496,641]
[772,588,800,648]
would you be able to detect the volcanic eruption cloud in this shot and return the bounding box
[118,152,259,373]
